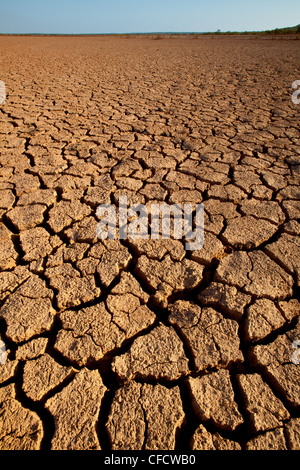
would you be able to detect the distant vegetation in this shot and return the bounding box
[262,24,300,34]
[211,24,300,35]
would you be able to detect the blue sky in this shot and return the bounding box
[0,0,299,34]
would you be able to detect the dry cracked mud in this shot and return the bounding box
[0,34,299,451]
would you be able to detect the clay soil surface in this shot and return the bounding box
[0,35,299,450]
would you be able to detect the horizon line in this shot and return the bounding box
[0,24,299,36]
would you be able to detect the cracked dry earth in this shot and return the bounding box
[0,34,299,451]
